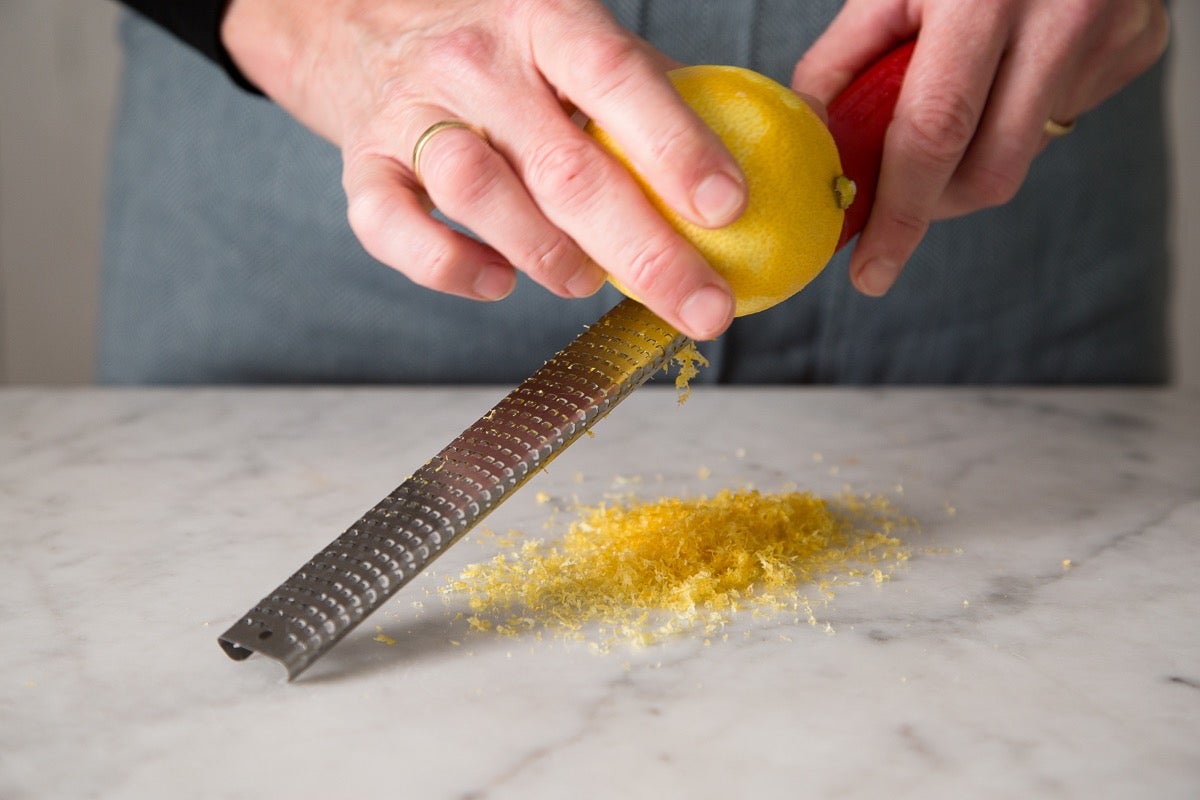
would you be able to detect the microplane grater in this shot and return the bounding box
[218,298,686,679]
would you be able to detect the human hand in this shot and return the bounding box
[792,0,1169,297]
[221,0,750,340]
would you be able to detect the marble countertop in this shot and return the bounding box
[1,387,1197,798]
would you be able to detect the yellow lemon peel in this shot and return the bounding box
[588,65,847,316]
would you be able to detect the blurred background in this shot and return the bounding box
[1,1,1197,387]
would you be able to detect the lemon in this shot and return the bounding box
[588,65,850,316]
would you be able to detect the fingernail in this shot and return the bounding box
[564,262,607,298]
[692,171,745,226]
[474,264,516,301]
[856,258,901,297]
[678,284,734,340]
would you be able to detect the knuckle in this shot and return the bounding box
[1147,2,1171,52]
[1122,1,1170,69]
[505,0,563,24]
[378,80,421,121]
[1096,0,1149,45]
[1083,0,1168,71]
[344,180,465,292]
[620,234,680,297]
[573,34,648,103]
[345,185,397,249]
[960,162,1024,209]
[424,25,497,79]
[645,118,695,166]
[523,138,605,213]
[410,239,469,292]
[880,205,927,238]
[1054,1,1100,46]
[1066,0,1106,25]
[521,234,578,282]
[901,90,979,167]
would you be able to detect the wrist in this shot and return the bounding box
[221,0,342,139]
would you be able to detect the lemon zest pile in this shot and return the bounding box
[443,488,910,648]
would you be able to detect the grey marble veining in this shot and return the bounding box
[1,387,1197,798]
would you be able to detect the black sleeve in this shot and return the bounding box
[116,0,262,94]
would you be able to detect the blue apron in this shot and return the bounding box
[99,1,1169,384]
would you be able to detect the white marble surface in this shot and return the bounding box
[1,387,1197,799]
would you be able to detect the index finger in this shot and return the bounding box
[851,12,1009,296]
[791,0,912,103]
[531,8,747,232]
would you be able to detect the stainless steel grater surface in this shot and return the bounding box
[218,298,687,679]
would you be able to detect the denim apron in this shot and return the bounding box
[99,1,1169,384]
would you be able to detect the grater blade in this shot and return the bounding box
[218,298,687,679]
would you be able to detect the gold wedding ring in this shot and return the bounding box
[412,120,488,184]
[1043,117,1077,138]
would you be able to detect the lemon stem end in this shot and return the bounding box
[833,175,857,210]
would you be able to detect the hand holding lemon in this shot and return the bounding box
[588,44,912,320]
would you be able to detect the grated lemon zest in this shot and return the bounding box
[669,342,709,403]
[444,487,911,649]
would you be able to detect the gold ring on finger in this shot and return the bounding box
[1043,116,1077,138]
[412,120,488,184]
